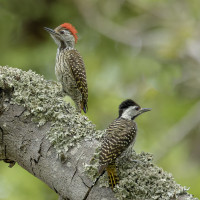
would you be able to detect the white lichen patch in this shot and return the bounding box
[0,66,96,154]
[115,151,189,200]
[84,148,196,200]
[0,66,197,200]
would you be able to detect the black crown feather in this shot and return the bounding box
[118,99,140,117]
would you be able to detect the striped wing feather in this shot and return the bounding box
[66,49,88,110]
[99,118,136,173]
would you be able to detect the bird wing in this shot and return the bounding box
[99,118,136,173]
[65,49,88,112]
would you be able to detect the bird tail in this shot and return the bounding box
[106,164,119,189]
[81,101,88,113]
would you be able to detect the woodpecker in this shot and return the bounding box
[44,23,88,113]
[99,99,151,189]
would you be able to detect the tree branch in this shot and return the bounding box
[0,66,198,200]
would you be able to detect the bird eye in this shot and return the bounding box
[60,30,65,34]
[135,106,140,111]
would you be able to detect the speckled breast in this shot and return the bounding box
[55,50,77,96]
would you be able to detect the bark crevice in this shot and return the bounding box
[0,66,197,200]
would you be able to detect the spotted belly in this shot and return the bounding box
[55,62,82,101]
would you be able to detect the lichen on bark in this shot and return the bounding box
[0,66,96,155]
[0,66,198,200]
[85,147,196,200]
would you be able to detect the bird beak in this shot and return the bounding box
[139,108,151,114]
[44,27,58,36]
[131,107,151,120]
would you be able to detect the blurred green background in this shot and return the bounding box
[0,0,200,199]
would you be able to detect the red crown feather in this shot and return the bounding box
[60,23,78,43]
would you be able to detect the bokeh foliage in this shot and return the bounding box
[0,0,199,199]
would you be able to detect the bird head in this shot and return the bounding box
[119,99,151,120]
[44,23,78,48]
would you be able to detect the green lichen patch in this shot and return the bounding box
[84,148,195,200]
[115,151,189,200]
[85,147,101,180]
[0,66,96,154]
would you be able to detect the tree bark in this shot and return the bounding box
[0,66,198,200]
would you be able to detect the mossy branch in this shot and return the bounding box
[0,66,198,200]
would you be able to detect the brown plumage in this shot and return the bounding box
[98,99,151,189]
[65,49,88,112]
[83,100,151,200]
[99,118,137,188]
[44,23,88,113]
